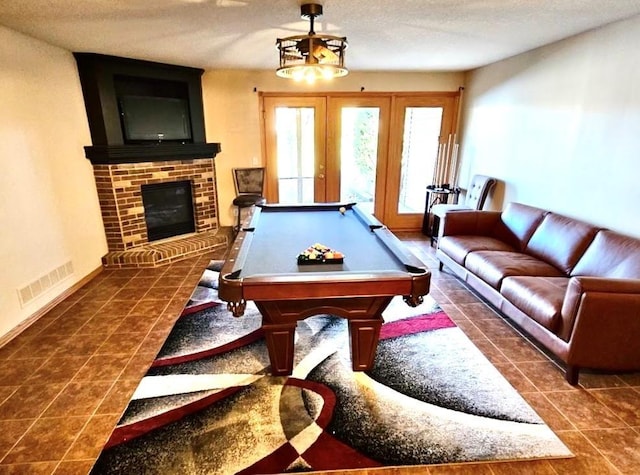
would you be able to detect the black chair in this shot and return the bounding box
[232,167,266,233]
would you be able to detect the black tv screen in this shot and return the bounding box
[119,95,192,143]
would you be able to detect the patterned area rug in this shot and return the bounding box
[91,261,572,474]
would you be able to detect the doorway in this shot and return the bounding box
[260,91,460,230]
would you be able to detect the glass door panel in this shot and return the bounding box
[397,107,443,214]
[327,97,390,219]
[384,94,458,230]
[262,96,326,204]
[339,107,380,215]
[275,107,315,203]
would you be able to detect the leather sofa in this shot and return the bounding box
[435,202,640,385]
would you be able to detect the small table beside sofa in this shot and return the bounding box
[435,202,640,384]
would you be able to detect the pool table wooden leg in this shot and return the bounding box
[262,322,297,376]
[349,318,383,371]
[256,297,391,375]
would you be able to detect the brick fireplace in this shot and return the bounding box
[93,158,227,268]
[74,53,228,267]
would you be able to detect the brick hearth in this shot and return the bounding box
[92,158,227,268]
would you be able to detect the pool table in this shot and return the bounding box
[218,203,431,376]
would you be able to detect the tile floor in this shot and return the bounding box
[0,233,638,474]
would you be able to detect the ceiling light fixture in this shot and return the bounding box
[276,3,348,83]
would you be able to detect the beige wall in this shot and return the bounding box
[0,26,107,337]
[459,15,640,237]
[201,70,465,227]
[5,11,637,339]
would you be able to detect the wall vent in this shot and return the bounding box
[17,260,74,307]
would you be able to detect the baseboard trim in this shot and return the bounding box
[0,265,104,347]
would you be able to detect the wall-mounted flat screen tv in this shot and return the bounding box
[119,95,192,143]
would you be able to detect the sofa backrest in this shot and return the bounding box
[492,202,547,251]
[525,213,600,275]
[571,230,640,279]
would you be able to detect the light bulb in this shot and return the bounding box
[321,67,334,80]
[305,69,316,84]
[292,68,305,82]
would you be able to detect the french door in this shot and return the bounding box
[384,94,459,229]
[261,92,459,230]
[327,97,390,217]
[262,97,327,203]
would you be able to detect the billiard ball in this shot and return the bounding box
[339,206,346,215]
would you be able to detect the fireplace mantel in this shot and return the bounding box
[74,53,221,164]
[84,142,221,164]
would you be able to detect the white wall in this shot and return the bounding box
[0,26,107,337]
[202,70,465,227]
[459,15,640,237]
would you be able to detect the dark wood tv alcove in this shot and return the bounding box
[74,53,220,164]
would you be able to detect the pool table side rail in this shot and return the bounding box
[220,256,429,304]
[239,202,366,231]
[234,271,428,299]
[255,202,357,213]
[372,226,428,274]
[218,202,431,312]
[350,203,385,231]
[239,203,264,232]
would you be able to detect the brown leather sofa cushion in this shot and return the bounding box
[438,236,515,266]
[572,230,640,279]
[492,203,547,251]
[525,213,599,275]
[438,210,503,237]
[501,276,569,332]
[465,251,565,289]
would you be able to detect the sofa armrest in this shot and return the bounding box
[567,276,640,294]
[439,210,502,237]
[559,276,640,369]
[562,276,640,322]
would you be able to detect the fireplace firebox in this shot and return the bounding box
[141,180,195,241]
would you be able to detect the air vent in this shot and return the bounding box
[17,260,74,307]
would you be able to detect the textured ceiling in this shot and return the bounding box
[1,0,640,71]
